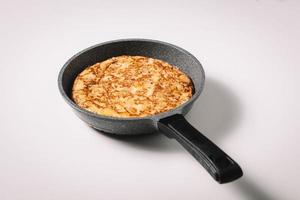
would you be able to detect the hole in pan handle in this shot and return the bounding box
[158,114,243,184]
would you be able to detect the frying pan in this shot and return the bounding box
[58,39,243,183]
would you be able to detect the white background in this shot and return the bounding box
[0,0,299,199]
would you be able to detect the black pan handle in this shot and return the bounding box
[158,114,243,184]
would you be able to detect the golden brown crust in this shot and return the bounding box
[72,56,193,118]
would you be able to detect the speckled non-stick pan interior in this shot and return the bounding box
[59,39,205,134]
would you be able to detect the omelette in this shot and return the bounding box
[72,56,193,117]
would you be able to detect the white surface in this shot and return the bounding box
[0,0,299,199]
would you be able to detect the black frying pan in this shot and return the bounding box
[58,39,243,183]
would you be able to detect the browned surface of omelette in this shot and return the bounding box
[72,56,193,117]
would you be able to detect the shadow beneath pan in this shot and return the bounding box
[92,130,182,153]
[92,78,242,152]
[186,78,242,142]
[232,177,281,200]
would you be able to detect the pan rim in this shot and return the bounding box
[58,38,205,121]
